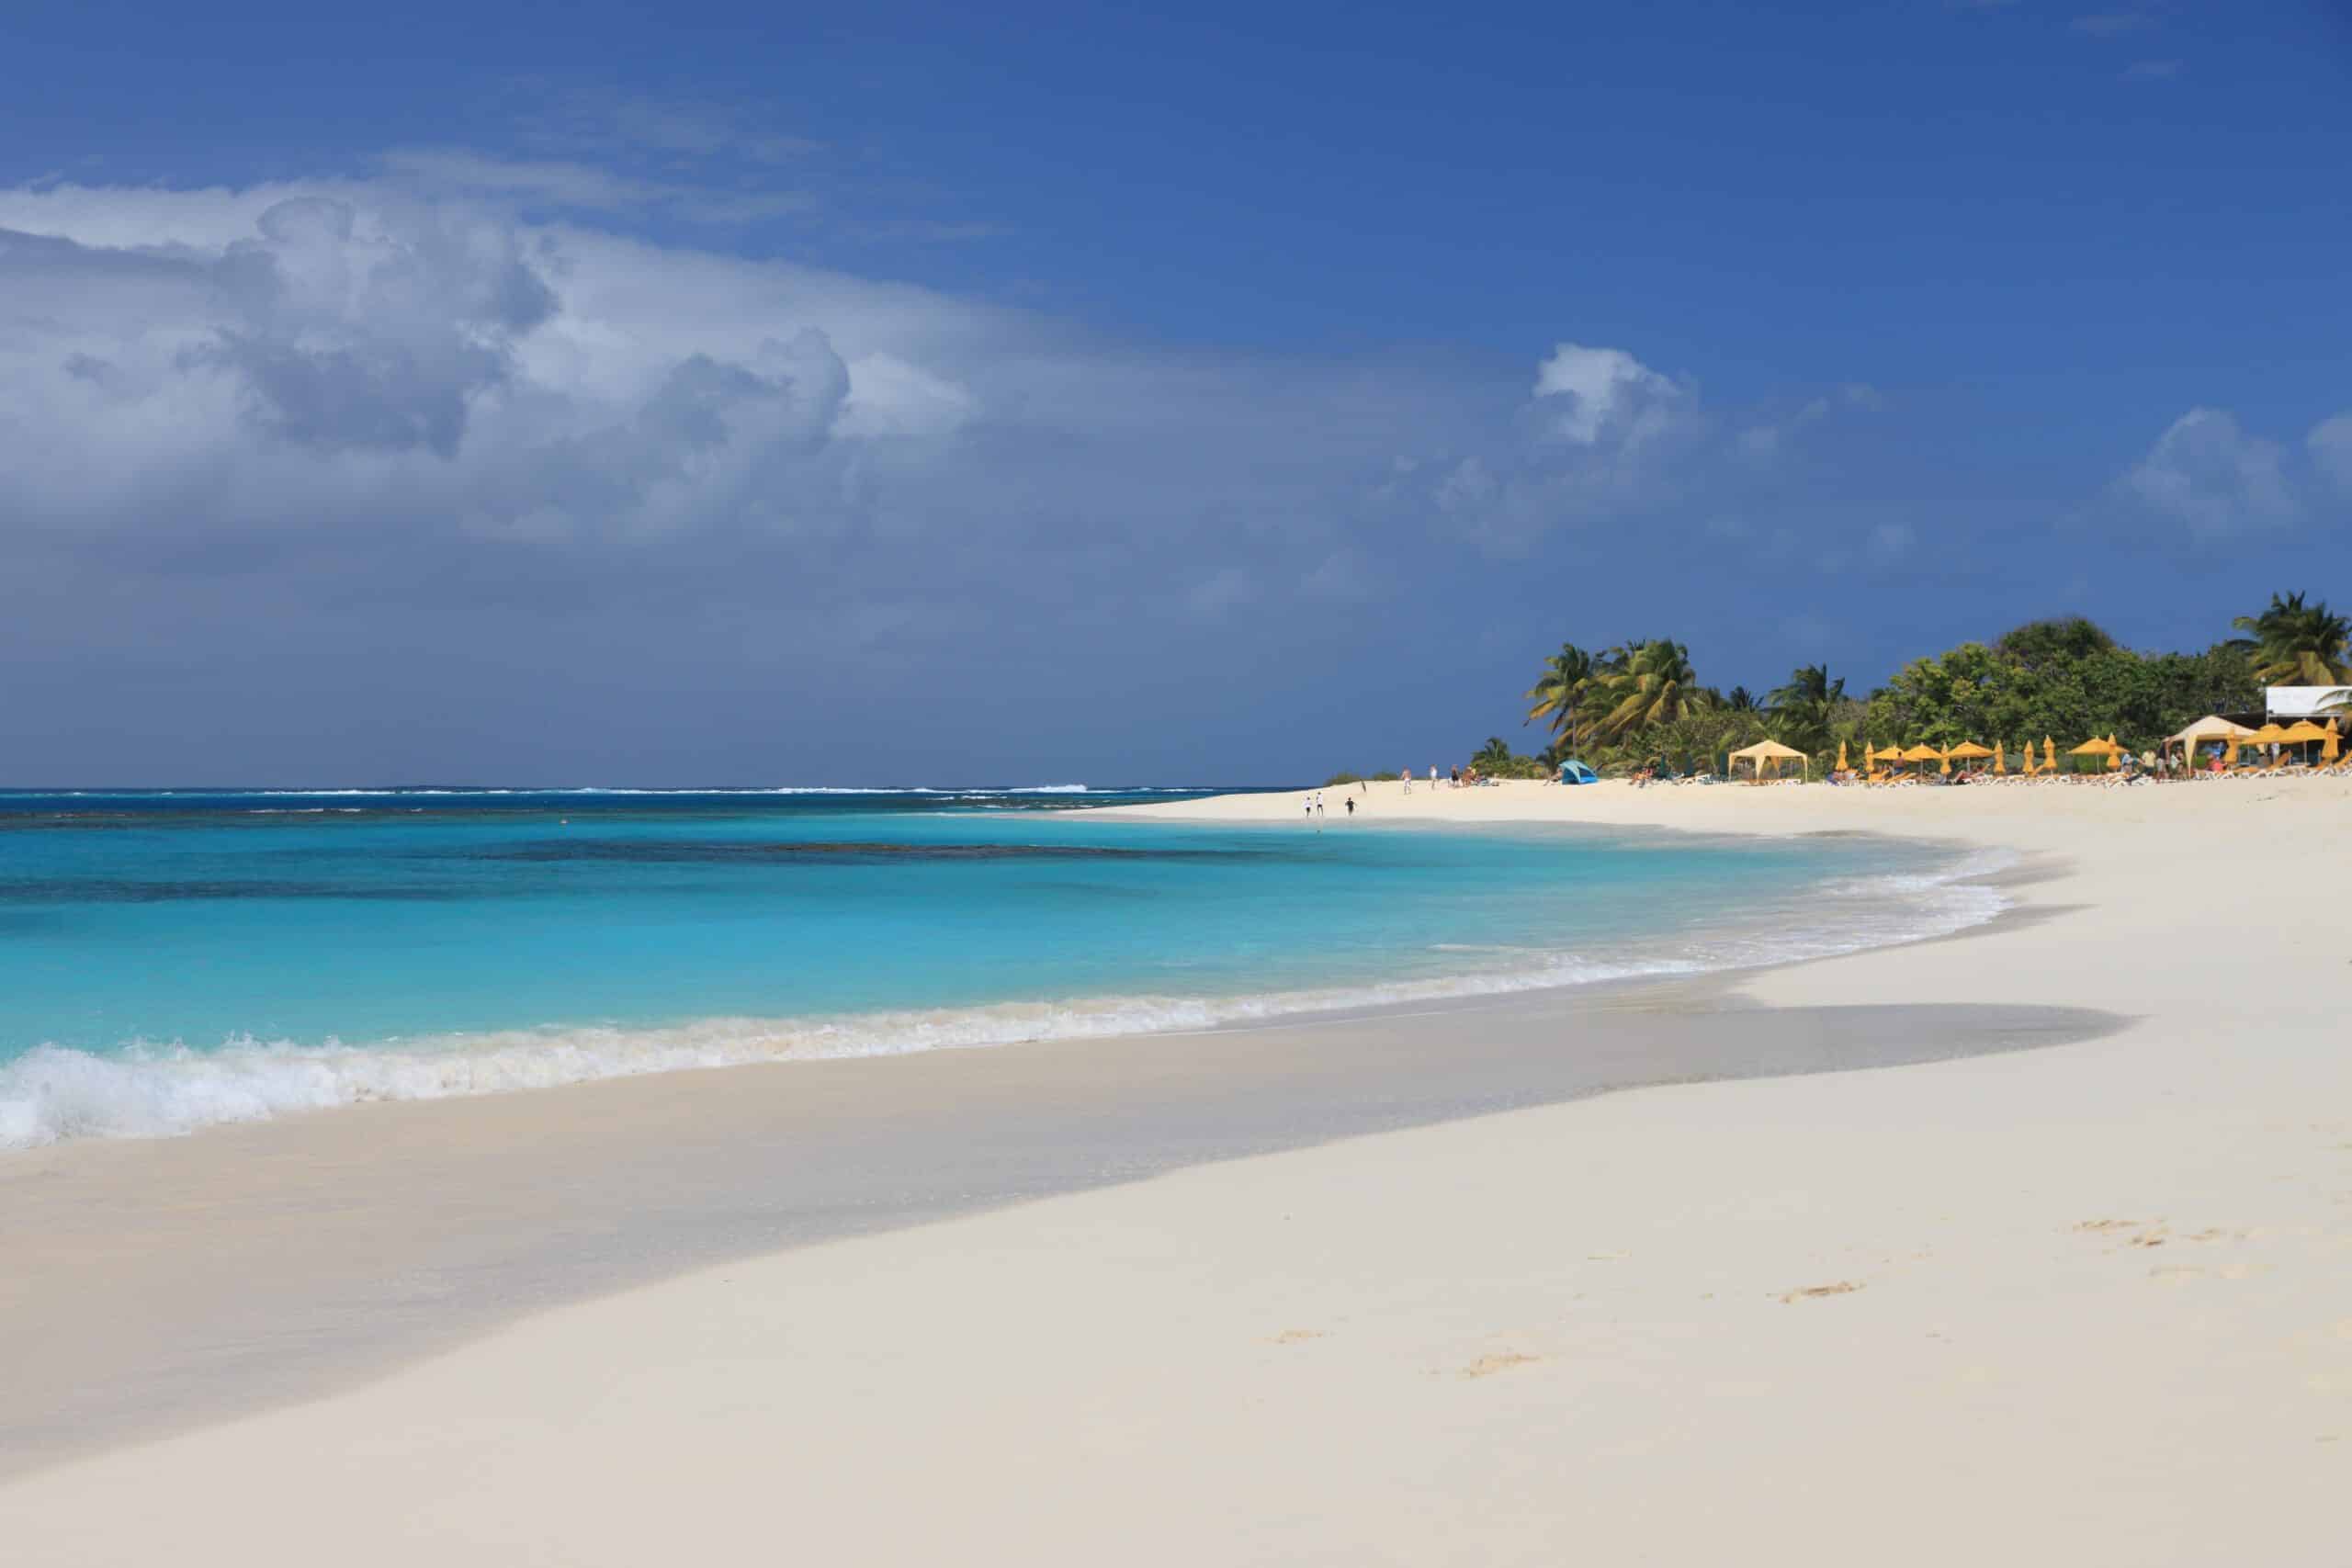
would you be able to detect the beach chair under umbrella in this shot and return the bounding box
[1946,740,1993,775]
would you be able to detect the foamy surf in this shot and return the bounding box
[0,852,2007,1151]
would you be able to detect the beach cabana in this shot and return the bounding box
[1728,739,1807,782]
[2166,715,2251,770]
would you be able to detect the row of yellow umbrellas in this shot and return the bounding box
[2222,718,2340,766]
[1832,718,2345,777]
[1837,737,2121,775]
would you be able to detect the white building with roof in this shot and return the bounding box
[2266,685,2352,719]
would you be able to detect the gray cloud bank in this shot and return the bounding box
[0,176,2335,783]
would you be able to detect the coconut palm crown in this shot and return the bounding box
[1522,642,1597,750]
[1589,638,1700,743]
[2232,592,2351,686]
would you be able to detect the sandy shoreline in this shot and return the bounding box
[6,777,2349,1562]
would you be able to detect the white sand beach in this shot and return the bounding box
[6,777,2349,1564]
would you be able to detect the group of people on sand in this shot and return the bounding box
[1302,788,1359,828]
[1400,764,1490,792]
[1400,764,1455,793]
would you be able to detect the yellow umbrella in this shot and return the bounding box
[1836,739,1849,773]
[2325,718,2341,764]
[1994,743,2007,776]
[2240,723,2289,770]
[2042,737,2057,772]
[2107,734,2122,771]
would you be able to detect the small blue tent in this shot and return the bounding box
[1556,759,1600,785]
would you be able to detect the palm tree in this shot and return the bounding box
[1769,663,1843,713]
[2232,592,2351,686]
[1768,664,1845,756]
[1471,736,1514,774]
[1522,643,1596,752]
[1724,685,1758,713]
[1589,638,1700,744]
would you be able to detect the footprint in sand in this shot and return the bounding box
[1268,1329,1327,1345]
[1778,1281,1863,1303]
[1462,1351,1543,1379]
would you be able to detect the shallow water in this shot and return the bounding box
[0,786,1998,1146]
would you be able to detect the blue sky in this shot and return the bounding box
[1,1,2346,783]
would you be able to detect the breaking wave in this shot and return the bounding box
[0,851,2008,1152]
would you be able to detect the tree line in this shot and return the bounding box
[1498,592,2350,778]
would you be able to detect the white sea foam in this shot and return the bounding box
[0,851,2009,1153]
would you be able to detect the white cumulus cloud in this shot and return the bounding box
[2122,408,2297,537]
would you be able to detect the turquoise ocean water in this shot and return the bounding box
[0,787,1999,1148]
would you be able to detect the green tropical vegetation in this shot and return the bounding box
[1484,597,2335,780]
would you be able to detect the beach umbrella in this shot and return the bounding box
[1994,743,2007,776]
[1836,739,1849,773]
[2325,719,2341,763]
[2042,737,2057,772]
[2240,722,2289,769]
[2278,719,2328,767]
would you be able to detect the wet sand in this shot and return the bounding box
[0,948,2107,1475]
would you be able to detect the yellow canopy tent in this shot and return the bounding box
[1727,739,1807,782]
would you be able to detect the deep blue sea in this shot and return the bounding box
[0,787,1998,1148]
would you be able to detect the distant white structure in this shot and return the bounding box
[2265,685,2352,719]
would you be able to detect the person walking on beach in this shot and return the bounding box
[1344,795,1355,818]
[1401,768,1412,795]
